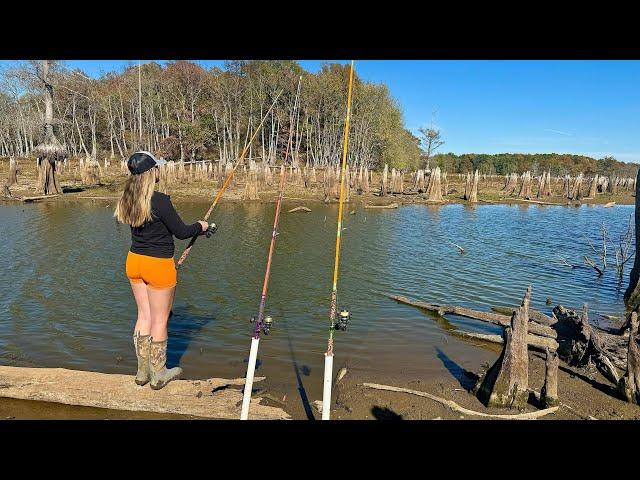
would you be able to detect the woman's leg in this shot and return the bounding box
[130,280,151,335]
[147,286,181,389]
[148,286,176,341]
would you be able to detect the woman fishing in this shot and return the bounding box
[114,151,208,390]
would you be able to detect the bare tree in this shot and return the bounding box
[418,126,444,171]
[27,61,68,194]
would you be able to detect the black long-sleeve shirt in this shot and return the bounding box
[130,191,201,258]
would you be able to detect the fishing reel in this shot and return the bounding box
[333,309,351,331]
[205,222,218,238]
[250,315,274,335]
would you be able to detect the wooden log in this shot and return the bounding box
[0,366,290,420]
[452,329,558,351]
[541,348,559,407]
[492,305,557,326]
[386,293,557,339]
[618,312,640,404]
[362,382,558,419]
[22,194,60,202]
[474,288,531,409]
[288,206,311,213]
[364,203,399,209]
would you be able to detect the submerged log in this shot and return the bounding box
[474,288,531,409]
[386,294,557,339]
[618,312,640,404]
[0,366,290,420]
[541,348,560,408]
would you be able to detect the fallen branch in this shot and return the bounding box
[584,256,603,276]
[364,202,399,209]
[491,306,557,326]
[362,383,559,419]
[288,206,311,213]
[452,329,558,351]
[22,194,59,203]
[387,293,557,339]
[448,241,466,254]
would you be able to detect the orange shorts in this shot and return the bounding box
[126,251,177,289]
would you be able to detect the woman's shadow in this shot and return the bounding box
[166,308,214,368]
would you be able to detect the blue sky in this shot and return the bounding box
[16,60,640,163]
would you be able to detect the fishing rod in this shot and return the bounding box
[176,89,283,267]
[322,60,355,420]
[240,76,302,420]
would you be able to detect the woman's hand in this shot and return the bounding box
[198,220,208,232]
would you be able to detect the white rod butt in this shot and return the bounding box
[322,353,334,420]
[240,337,260,420]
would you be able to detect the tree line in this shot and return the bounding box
[431,152,639,178]
[0,60,421,170]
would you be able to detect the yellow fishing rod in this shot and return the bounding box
[176,90,283,267]
[322,60,355,420]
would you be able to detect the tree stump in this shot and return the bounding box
[7,156,18,186]
[464,170,479,202]
[426,167,443,202]
[624,168,640,310]
[363,166,370,193]
[518,171,532,199]
[243,163,259,200]
[380,163,388,196]
[589,174,598,198]
[541,348,559,408]
[474,287,531,409]
[618,312,640,404]
[553,304,620,384]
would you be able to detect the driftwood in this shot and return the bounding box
[474,288,531,409]
[618,312,640,404]
[362,383,558,419]
[0,366,290,420]
[364,203,399,209]
[553,305,621,385]
[603,202,616,208]
[288,206,311,213]
[23,194,60,202]
[491,305,556,326]
[451,329,558,351]
[541,348,559,407]
[386,294,557,339]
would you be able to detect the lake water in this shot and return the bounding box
[0,200,634,417]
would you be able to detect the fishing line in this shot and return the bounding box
[176,90,283,267]
[240,77,302,420]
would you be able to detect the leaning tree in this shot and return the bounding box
[31,60,68,195]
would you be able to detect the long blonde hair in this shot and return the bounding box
[114,169,156,227]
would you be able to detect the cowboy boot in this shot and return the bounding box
[149,338,182,390]
[133,332,151,386]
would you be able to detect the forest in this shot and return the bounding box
[0,60,421,171]
[431,152,638,177]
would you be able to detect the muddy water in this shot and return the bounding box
[0,200,633,419]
